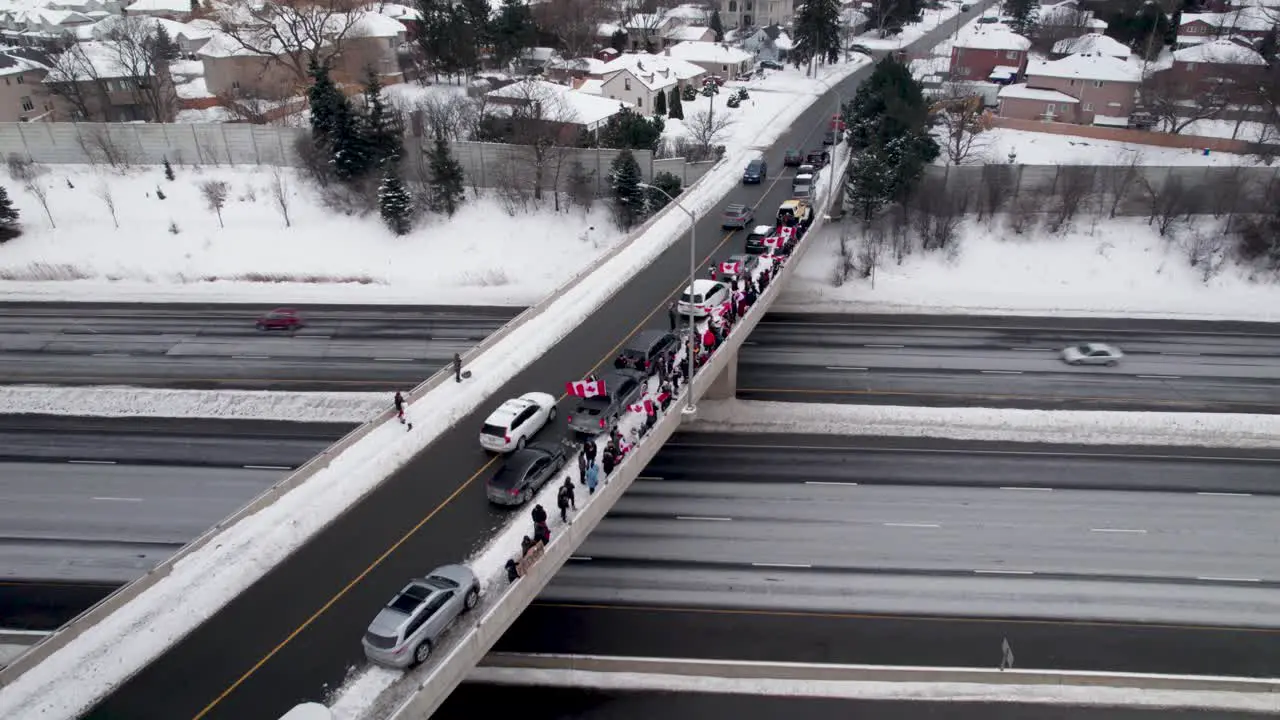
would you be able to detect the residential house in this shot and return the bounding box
[43,40,176,121]
[373,3,422,40]
[623,12,680,51]
[486,78,636,138]
[1175,7,1272,48]
[1036,0,1107,46]
[665,4,711,26]
[1051,32,1129,60]
[546,56,607,84]
[718,0,794,31]
[514,46,560,75]
[0,47,54,121]
[592,53,704,112]
[0,8,96,45]
[122,0,194,22]
[742,24,793,63]
[949,26,1031,83]
[175,18,217,56]
[662,25,716,46]
[1165,37,1266,101]
[663,41,753,79]
[997,52,1140,125]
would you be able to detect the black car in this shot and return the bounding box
[760,59,784,70]
[616,329,680,370]
[805,149,830,167]
[485,438,575,505]
[744,224,774,255]
[566,368,646,436]
[742,157,768,184]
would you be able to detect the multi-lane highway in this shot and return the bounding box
[486,433,1280,679]
[76,24,966,717]
[0,303,517,391]
[740,314,1280,412]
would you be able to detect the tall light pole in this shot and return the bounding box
[639,182,698,416]
[826,88,841,220]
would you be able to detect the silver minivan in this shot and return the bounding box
[362,564,480,668]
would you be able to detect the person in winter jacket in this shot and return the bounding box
[520,535,534,555]
[533,519,550,545]
[584,439,597,464]
[393,391,405,422]
[707,264,717,281]
[531,504,547,525]
[601,450,616,476]
[562,477,576,509]
[557,485,571,521]
[576,450,587,483]
[702,328,717,351]
[667,302,678,330]
[453,353,464,382]
[585,461,600,494]
[505,558,520,583]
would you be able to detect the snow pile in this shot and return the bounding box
[781,217,1280,321]
[0,386,383,423]
[689,399,1280,448]
[469,665,1280,714]
[973,128,1263,166]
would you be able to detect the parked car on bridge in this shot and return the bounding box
[720,253,760,283]
[479,392,557,453]
[1061,343,1124,366]
[566,368,646,436]
[486,438,576,505]
[361,564,480,668]
[616,329,680,370]
[744,224,774,255]
[678,279,730,318]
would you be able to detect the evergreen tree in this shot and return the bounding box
[416,0,458,76]
[362,69,403,169]
[646,171,682,213]
[598,106,665,151]
[330,101,371,180]
[668,87,684,120]
[0,185,20,241]
[379,165,414,235]
[163,157,174,181]
[844,144,894,222]
[845,57,931,152]
[449,0,491,76]
[654,87,667,116]
[709,9,725,41]
[609,29,628,52]
[151,23,180,62]
[189,0,198,12]
[426,136,466,216]
[307,59,348,144]
[1003,0,1039,37]
[609,150,645,229]
[792,0,842,67]
[492,0,535,68]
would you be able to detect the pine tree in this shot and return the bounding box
[609,150,645,229]
[379,165,414,235]
[845,57,931,152]
[0,186,20,241]
[1003,0,1039,37]
[709,9,725,41]
[792,0,842,67]
[163,157,174,181]
[450,0,490,76]
[654,87,667,116]
[361,69,403,169]
[844,144,894,222]
[151,23,180,63]
[426,136,466,216]
[307,59,348,144]
[668,87,684,120]
[646,171,681,213]
[189,0,198,12]
[416,0,458,76]
[330,101,371,180]
[492,0,535,68]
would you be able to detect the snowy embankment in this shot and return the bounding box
[689,399,1280,449]
[0,386,382,423]
[469,665,1280,714]
[0,52,868,720]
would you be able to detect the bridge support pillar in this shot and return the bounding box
[704,350,738,400]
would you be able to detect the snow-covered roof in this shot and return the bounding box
[372,3,421,21]
[624,12,663,30]
[45,40,139,80]
[551,56,606,74]
[348,11,405,37]
[597,21,621,37]
[176,18,215,39]
[954,26,1030,51]
[988,65,1018,79]
[773,30,794,50]
[1093,114,1128,127]
[1052,32,1128,58]
[197,29,267,57]
[998,83,1080,102]
[663,24,711,41]
[520,46,558,62]
[0,46,51,77]
[575,77,604,95]
[92,14,190,40]
[598,52,704,81]
[125,0,194,14]
[1027,52,1140,83]
[663,40,752,65]
[1180,7,1272,31]
[663,3,709,23]
[1173,38,1265,65]
[487,78,636,128]
[605,64,678,92]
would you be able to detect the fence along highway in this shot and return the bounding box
[0,303,517,391]
[739,313,1280,413]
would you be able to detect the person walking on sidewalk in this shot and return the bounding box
[557,484,571,522]
[667,301,678,331]
[531,503,547,526]
[452,353,465,382]
[562,477,577,509]
[393,391,405,423]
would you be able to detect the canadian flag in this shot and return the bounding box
[763,234,785,248]
[629,399,656,414]
[565,379,606,398]
[779,226,796,240]
[714,301,731,317]
[720,260,742,275]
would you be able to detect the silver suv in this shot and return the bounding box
[362,564,480,668]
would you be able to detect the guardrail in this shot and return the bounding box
[0,157,724,688]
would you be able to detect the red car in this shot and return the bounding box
[256,308,304,330]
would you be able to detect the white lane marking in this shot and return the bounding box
[1090,528,1147,534]
[231,355,269,360]
[91,353,130,358]
[1197,576,1262,583]
[667,443,1280,464]
[981,370,1023,375]
[375,357,414,362]
[864,344,904,349]
[752,562,812,569]
[805,481,858,487]
[68,460,116,465]
[825,366,868,371]
[569,556,593,562]
[295,335,331,340]
[974,569,1035,575]
[243,464,293,470]
[676,515,733,522]
[1009,348,1052,352]
[1000,486,1053,492]
[637,475,664,481]
[1197,491,1254,497]
[883,522,940,528]
[93,496,141,502]
[1137,374,1182,380]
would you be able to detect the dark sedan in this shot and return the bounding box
[485,438,576,505]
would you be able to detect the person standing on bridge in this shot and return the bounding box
[667,301,678,330]
[452,353,464,382]
[393,391,405,423]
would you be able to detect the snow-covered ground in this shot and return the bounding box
[968,127,1263,166]
[1179,118,1274,144]
[690,399,1280,449]
[0,386,382,423]
[782,216,1280,321]
[469,665,1280,714]
[854,0,976,51]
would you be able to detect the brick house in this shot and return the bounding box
[948,27,1031,83]
[1165,38,1266,101]
[1176,7,1271,48]
[997,52,1140,125]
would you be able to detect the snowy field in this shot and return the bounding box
[966,128,1264,166]
[0,386,382,423]
[782,216,1280,321]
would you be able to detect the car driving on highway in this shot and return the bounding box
[1061,342,1123,366]
[678,279,730,318]
[362,564,480,668]
[485,438,576,505]
[566,368,646,436]
[256,307,304,331]
[721,203,755,229]
[479,392,557,453]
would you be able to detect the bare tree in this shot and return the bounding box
[685,109,734,160]
[978,162,1015,221]
[75,126,134,168]
[200,180,229,227]
[43,42,112,121]
[1207,166,1246,220]
[932,88,993,166]
[24,178,54,228]
[95,182,119,228]
[1101,150,1142,218]
[1141,72,1229,135]
[617,0,674,51]
[1007,193,1039,235]
[217,0,363,87]
[531,0,611,59]
[493,79,581,201]
[101,16,179,122]
[910,174,968,251]
[1047,165,1095,233]
[271,168,292,227]
[1029,4,1091,54]
[1141,172,1187,236]
[565,159,596,211]
[403,93,475,142]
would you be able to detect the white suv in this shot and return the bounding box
[479,392,557,452]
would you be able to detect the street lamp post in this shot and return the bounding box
[639,182,698,416]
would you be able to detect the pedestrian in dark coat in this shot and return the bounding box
[562,477,576,509]
[584,440,597,464]
[531,504,547,525]
[533,520,551,545]
[667,302,678,330]
[452,353,464,382]
[520,535,534,555]
[505,558,520,583]
[601,450,616,476]
[557,486,571,522]
[577,450,587,483]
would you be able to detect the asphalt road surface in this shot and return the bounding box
[83,15,999,719]
[439,685,1277,720]
[740,313,1280,413]
[0,303,518,391]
